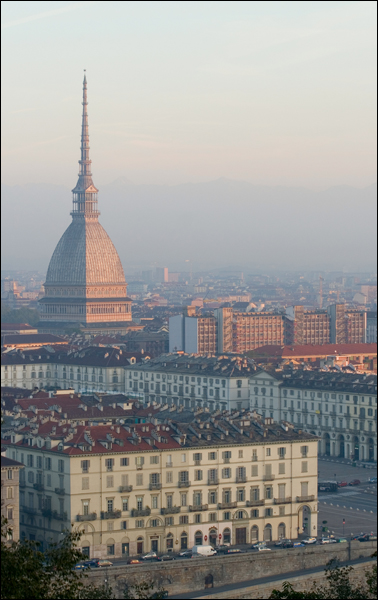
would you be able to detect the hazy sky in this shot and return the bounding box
[1,0,377,188]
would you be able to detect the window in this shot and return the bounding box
[150,519,159,527]
[45,457,51,470]
[136,474,143,486]
[251,509,259,518]
[266,448,271,457]
[251,465,258,477]
[166,494,173,509]
[300,446,308,457]
[209,490,217,504]
[208,452,217,460]
[135,456,144,468]
[181,454,187,463]
[107,499,114,512]
[150,456,159,464]
[279,506,285,516]
[27,455,33,468]
[81,460,90,472]
[122,521,127,530]
[278,447,286,458]
[194,514,201,523]
[165,517,174,526]
[193,452,202,462]
[106,476,114,488]
[265,486,272,500]
[107,522,114,531]
[209,512,217,522]
[301,462,308,473]
[194,470,203,481]
[82,477,89,490]
[82,500,89,515]
[252,449,258,461]
[265,508,273,517]
[105,458,114,472]
[180,515,189,525]
[58,460,64,473]
[238,450,243,458]
[166,471,173,483]
[278,463,285,474]
[222,468,231,479]
[7,487,13,499]
[152,496,158,509]
[136,520,144,528]
[181,493,187,507]
[120,457,129,466]
[122,498,128,512]
[237,488,245,502]
[223,511,231,520]
[36,456,42,469]
[193,491,202,506]
[7,470,13,480]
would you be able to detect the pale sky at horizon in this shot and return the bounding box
[1,0,377,189]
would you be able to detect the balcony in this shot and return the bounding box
[101,510,121,520]
[161,506,181,515]
[55,488,65,495]
[118,485,133,493]
[166,462,173,468]
[23,506,38,515]
[235,475,247,483]
[189,504,208,512]
[149,483,162,490]
[246,499,265,507]
[263,474,275,481]
[194,460,201,466]
[296,495,315,503]
[76,513,97,522]
[207,478,219,486]
[178,481,191,488]
[42,508,67,521]
[33,483,44,492]
[274,497,292,505]
[131,508,151,517]
[217,501,237,509]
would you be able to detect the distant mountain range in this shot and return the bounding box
[1,179,376,272]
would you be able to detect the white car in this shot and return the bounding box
[257,546,271,551]
[303,537,317,545]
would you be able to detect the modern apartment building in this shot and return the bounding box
[124,354,253,412]
[5,414,318,557]
[169,307,217,354]
[249,370,377,462]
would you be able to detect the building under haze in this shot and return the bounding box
[39,75,132,334]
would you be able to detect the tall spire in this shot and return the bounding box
[71,71,99,217]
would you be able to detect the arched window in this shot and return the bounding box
[223,528,231,544]
[278,522,286,539]
[194,530,203,545]
[180,531,188,550]
[251,525,259,542]
[263,524,272,542]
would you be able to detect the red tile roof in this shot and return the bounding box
[249,343,377,358]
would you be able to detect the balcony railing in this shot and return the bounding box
[23,506,38,515]
[223,458,230,463]
[217,501,237,509]
[296,495,315,503]
[149,483,162,490]
[207,478,218,486]
[161,506,181,515]
[55,488,65,495]
[263,474,275,481]
[194,460,201,466]
[189,504,208,512]
[178,481,191,488]
[33,483,44,491]
[76,513,97,522]
[118,485,133,493]
[42,509,67,521]
[235,475,247,483]
[101,510,121,520]
[246,499,265,507]
[274,497,292,505]
[131,508,151,517]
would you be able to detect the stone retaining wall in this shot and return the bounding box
[86,541,377,599]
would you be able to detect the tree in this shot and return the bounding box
[268,558,377,599]
[1,303,40,327]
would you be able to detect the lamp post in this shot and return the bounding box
[343,518,345,537]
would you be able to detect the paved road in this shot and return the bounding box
[172,556,376,599]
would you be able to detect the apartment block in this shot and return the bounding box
[250,370,377,462]
[5,414,318,557]
[169,308,217,354]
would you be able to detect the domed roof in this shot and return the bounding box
[45,218,126,286]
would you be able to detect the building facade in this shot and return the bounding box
[5,416,318,557]
[124,354,253,412]
[249,370,377,462]
[1,456,24,543]
[39,74,132,331]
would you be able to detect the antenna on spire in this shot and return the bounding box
[83,69,87,83]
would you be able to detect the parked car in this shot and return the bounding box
[320,537,331,544]
[158,554,175,561]
[257,546,271,551]
[191,545,217,557]
[87,559,113,567]
[217,544,232,553]
[336,538,348,543]
[141,551,159,561]
[73,561,87,571]
[224,548,244,555]
[251,542,267,550]
[293,542,305,547]
[358,534,377,542]
[302,537,317,545]
[275,539,292,547]
[368,477,377,484]
[337,481,348,487]
[178,550,192,558]
[349,479,361,486]
[127,558,142,564]
[352,533,367,541]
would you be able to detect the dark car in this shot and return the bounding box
[275,539,292,547]
[349,479,361,486]
[217,545,232,553]
[224,548,244,555]
[358,534,377,542]
[178,550,192,558]
[158,554,175,561]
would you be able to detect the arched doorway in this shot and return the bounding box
[263,524,272,542]
[368,438,375,462]
[180,531,188,550]
[223,528,231,545]
[339,435,345,458]
[137,537,144,554]
[298,505,311,538]
[353,436,359,461]
[166,533,174,551]
[194,530,203,545]
[209,528,217,547]
[278,523,286,539]
[251,525,259,542]
[324,433,331,456]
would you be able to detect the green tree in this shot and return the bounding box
[1,303,40,327]
[268,558,377,599]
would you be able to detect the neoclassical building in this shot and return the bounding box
[39,74,132,334]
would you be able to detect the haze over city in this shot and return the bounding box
[1,1,377,273]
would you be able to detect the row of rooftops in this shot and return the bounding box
[1,345,149,367]
[127,354,255,377]
[278,370,377,395]
[2,405,315,455]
